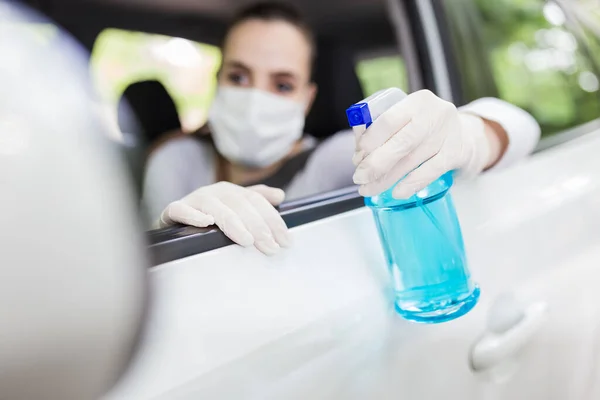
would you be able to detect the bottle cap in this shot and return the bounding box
[346,103,372,127]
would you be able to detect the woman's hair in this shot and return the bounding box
[224,1,315,61]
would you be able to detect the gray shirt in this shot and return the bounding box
[143,130,356,222]
[142,98,540,226]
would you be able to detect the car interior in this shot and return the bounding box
[25,0,408,141]
[20,0,600,265]
[21,0,424,257]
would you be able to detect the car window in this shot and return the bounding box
[355,54,409,97]
[90,28,221,132]
[444,0,600,137]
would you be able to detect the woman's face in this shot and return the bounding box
[219,19,316,114]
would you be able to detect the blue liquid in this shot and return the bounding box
[366,173,479,323]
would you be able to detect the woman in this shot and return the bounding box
[143,2,540,255]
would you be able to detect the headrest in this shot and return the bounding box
[118,80,181,143]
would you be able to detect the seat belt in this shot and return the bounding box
[246,148,316,190]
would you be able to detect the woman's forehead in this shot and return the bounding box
[222,19,312,78]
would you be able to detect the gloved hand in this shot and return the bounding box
[158,182,290,255]
[352,90,491,199]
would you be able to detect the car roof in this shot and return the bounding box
[81,0,384,22]
[25,0,392,48]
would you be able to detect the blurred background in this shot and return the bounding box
[88,28,406,133]
[6,0,600,214]
[14,0,600,137]
[83,0,599,136]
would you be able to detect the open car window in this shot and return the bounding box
[30,0,493,264]
[139,4,429,263]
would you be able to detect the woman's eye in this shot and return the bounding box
[227,72,248,86]
[276,82,295,93]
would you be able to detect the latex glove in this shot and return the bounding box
[158,182,290,255]
[352,90,491,199]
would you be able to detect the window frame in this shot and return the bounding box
[148,186,363,265]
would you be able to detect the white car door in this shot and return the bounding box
[462,136,600,400]
[106,132,600,400]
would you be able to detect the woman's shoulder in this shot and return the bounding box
[311,129,354,162]
[304,129,355,180]
[149,132,213,164]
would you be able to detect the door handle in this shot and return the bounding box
[470,295,548,372]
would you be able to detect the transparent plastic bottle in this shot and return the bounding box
[346,88,480,323]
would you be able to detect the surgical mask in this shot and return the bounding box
[208,87,306,168]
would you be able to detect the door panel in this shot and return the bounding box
[107,133,600,399]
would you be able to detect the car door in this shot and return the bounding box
[455,138,600,400]
[105,130,600,400]
[434,0,600,397]
[106,0,600,398]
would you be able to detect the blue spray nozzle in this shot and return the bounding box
[346,103,372,127]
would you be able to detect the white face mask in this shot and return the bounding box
[208,87,306,168]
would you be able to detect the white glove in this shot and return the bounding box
[158,182,290,256]
[352,90,491,199]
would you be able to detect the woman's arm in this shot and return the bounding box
[352,90,541,198]
[459,97,541,171]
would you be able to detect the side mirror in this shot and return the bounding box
[0,3,147,399]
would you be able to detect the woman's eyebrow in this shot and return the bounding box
[224,60,251,72]
[271,71,299,80]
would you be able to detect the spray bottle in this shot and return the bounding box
[346,88,479,323]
